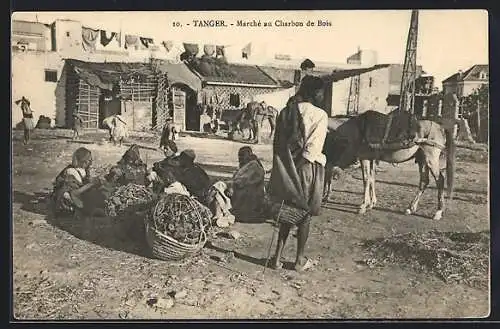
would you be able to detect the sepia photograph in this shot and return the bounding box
[10,10,490,320]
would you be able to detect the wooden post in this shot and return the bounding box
[476,97,481,141]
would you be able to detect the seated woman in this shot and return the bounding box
[106,144,148,186]
[51,147,104,217]
[78,145,149,213]
[228,146,266,221]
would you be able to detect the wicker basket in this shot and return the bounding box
[145,220,207,261]
[144,194,210,261]
[275,202,310,226]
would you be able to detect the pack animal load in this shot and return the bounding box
[145,193,213,261]
[104,183,156,218]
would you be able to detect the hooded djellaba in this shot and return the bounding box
[227,146,266,221]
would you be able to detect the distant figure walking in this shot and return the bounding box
[102,114,128,146]
[15,96,35,145]
[159,118,179,154]
[72,112,84,140]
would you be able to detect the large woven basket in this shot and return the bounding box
[144,194,210,261]
[145,221,207,261]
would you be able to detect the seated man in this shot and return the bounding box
[206,146,266,227]
[51,147,105,217]
[148,149,211,202]
[227,146,266,221]
[175,149,211,202]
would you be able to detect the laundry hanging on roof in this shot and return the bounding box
[204,44,215,56]
[242,43,251,59]
[124,35,139,50]
[183,43,199,56]
[140,37,154,48]
[82,27,99,52]
[202,89,220,106]
[216,45,225,57]
[162,40,174,52]
[100,30,117,47]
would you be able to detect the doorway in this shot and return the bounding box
[172,83,199,131]
[99,90,121,128]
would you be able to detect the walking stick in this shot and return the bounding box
[262,200,284,276]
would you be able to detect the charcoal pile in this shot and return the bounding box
[104,183,156,218]
[362,230,489,290]
[148,193,213,245]
[91,164,114,178]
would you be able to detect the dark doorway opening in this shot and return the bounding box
[99,89,121,128]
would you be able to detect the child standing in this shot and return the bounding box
[72,112,83,140]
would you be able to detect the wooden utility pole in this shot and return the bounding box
[476,97,481,139]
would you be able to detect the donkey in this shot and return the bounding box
[322,110,456,220]
[232,101,278,143]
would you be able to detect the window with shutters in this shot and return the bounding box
[229,93,241,107]
[44,70,58,82]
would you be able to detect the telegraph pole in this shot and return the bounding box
[399,10,419,114]
[381,10,419,146]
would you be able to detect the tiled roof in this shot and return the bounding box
[442,65,489,83]
[257,66,297,87]
[188,61,279,86]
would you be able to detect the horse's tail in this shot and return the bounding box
[444,125,456,199]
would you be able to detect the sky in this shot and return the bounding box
[12,10,489,84]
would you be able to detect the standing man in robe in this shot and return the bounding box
[268,75,328,272]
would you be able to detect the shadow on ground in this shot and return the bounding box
[206,241,295,270]
[13,189,153,259]
[351,176,487,196]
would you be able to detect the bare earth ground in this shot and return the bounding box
[11,129,490,320]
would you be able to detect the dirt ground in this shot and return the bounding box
[11,129,490,320]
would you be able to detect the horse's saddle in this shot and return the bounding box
[361,110,417,151]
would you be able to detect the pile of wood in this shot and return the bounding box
[362,230,489,290]
[104,183,156,218]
